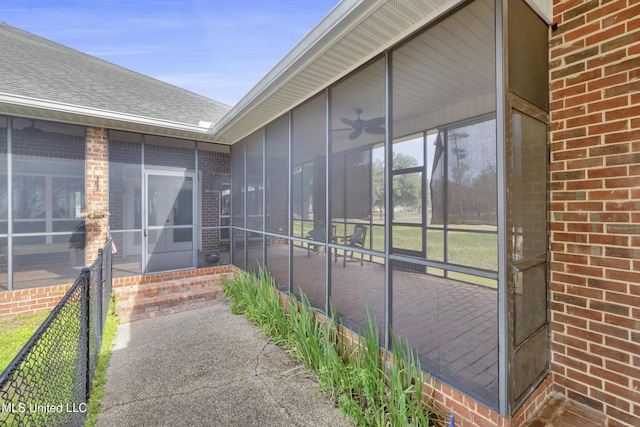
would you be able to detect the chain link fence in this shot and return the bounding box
[0,239,113,427]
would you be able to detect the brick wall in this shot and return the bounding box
[550,1,640,426]
[426,375,554,427]
[0,284,72,319]
[85,127,110,264]
[0,265,238,320]
[112,264,237,322]
[107,135,141,233]
[199,148,230,251]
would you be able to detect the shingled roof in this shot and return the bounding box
[0,22,230,142]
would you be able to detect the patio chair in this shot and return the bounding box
[337,224,367,267]
[306,225,336,256]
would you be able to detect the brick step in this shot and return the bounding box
[115,278,225,322]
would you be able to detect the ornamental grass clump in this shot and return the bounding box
[222,269,444,427]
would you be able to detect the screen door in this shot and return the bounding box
[144,171,196,274]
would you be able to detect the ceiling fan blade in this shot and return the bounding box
[366,117,385,127]
[365,117,385,135]
[349,129,362,140]
[340,117,355,127]
[365,126,385,135]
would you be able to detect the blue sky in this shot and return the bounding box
[1,0,339,106]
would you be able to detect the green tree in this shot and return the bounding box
[371,152,423,216]
[372,157,385,218]
[449,129,469,220]
[392,153,421,212]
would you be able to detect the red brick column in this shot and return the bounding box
[85,127,109,264]
[550,2,640,425]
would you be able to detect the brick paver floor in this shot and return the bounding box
[267,242,500,408]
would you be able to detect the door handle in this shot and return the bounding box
[144,228,147,237]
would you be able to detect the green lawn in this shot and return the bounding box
[1,304,84,426]
[0,300,119,427]
[0,311,50,372]
[85,298,120,426]
[292,218,498,276]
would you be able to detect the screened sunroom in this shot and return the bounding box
[220,0,549,416]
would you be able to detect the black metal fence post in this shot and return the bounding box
[97,248,104,342]
[82,267,91,404]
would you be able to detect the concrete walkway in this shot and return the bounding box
[96,304,353,427]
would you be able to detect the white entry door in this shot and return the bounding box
[144,171,196,274]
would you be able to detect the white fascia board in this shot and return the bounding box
[0,93,216,136]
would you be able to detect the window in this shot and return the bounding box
[1,117,86,290]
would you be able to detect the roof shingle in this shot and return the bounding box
[0,22,230,127]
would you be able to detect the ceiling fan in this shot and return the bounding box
[335,108,385,140]
[21,120,42,138]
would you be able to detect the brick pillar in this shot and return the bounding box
[85,127,109,264]
[549,1,640,425]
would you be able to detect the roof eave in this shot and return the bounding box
[0,93,226,144]
[211,0,468,144]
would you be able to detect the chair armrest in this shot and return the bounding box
[307,228,326,241]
